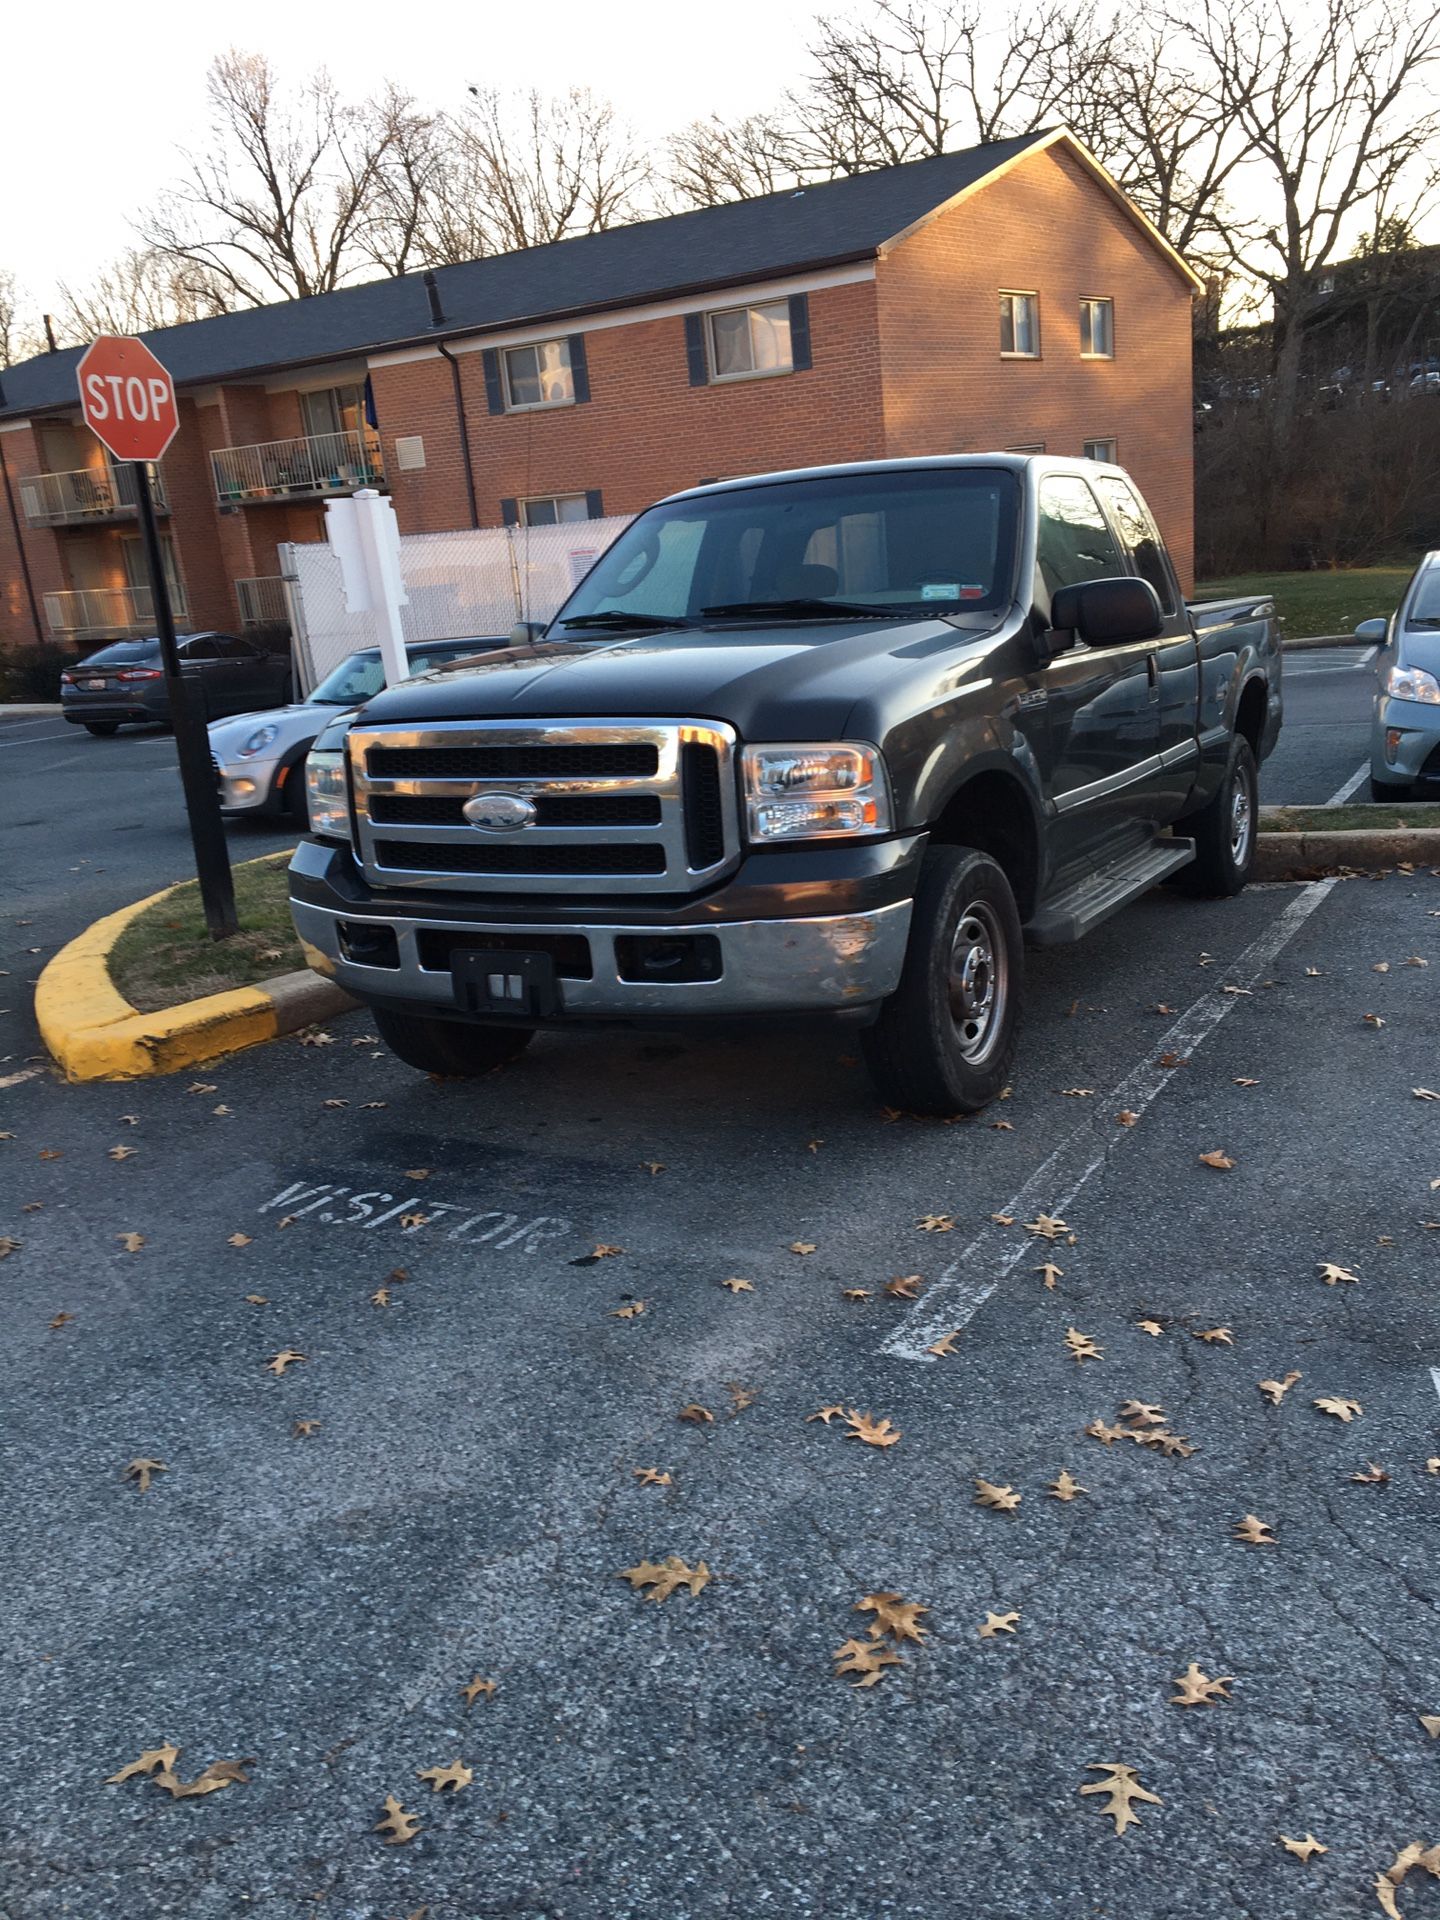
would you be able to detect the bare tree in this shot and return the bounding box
[0,269,42,368]
[141,50,398,303]
[354,88,447,278]
[58,249,231,340]
[664,113,811,209]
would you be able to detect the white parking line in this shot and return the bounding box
[1325,762,1370,805]
[882,876,1340,1361]
[1357,644,1378,668]
[0,729,72,748]
[1430,1366,1440,1407]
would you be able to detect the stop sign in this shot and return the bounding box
[76,336,179,463]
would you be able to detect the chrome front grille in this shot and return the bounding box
[348,719,740,895]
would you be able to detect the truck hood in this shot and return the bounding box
[352,620,984,741]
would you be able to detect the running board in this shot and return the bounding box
[1025,837,1196,946]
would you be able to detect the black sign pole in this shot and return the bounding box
[132,459,238,941]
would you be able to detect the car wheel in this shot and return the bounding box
[83,721,119,736]
[1174,735,1258,897]
[284,765,310,821]
[861,845,1022,1117]
[373,1007,535,1077]
[1369,773,1412,802]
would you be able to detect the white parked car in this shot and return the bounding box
[209,637,504,818]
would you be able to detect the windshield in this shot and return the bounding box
[551,468,1020,634]
[307,645,474,705]
[1406,570,1440,629]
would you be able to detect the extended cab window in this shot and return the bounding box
[1036,475,1123,605]
[1095,476,1176,615]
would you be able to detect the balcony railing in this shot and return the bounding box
[19,463,166,527]
[211,429,384,506]
[236,575,290,628]
[43,583,189,640]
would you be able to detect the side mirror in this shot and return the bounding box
[508,619,547,646]
[1354,617,1388,643]
[1047,576,1165,653]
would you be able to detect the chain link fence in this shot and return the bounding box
[279,516,633,690]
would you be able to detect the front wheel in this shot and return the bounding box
[862,845,1022,1117]
[1370,773,1412,803]
[373,1007,534,1077]
[1174,735,1258,897]
[83,721,119,736]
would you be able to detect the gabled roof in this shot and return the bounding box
[0,128,1195,419]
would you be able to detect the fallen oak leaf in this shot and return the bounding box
[399,1212,430,1230]
[292,1420,320,1437]
[0,1237,21,1259]
[611,1300,646,1319]
[1035,1262,1063,1290]
[856,1592,929,1643]
[1375,1843,1440,1920]
[48,1311,73,1329]
[807,1404,846,1425]
[1318,1262,1360,1285]
[841,1288,871,1302]
[619,1555,710,1601]
[1234,1076,1260,1086]
[107,1745,181,1782]
[243,1293,268,1306]
[264,1350,306,1376]
[1025,1213,1069,1240]
[1313,1395,1363,1422]
[297,1029,335,1046]
[844,1409,902,1449]
[1136,1429,1197,1458]
[721,1277,754,1294]
[974,1477,1021,1513]
[927,1330,962,1357]
[211,1105,233,1118]
[186,1082,217,1094]
[460,1677,496,1706]
[978,1609,1020,1638]
[371,1287,392,1307]
[1194,1326,1234,1345]
[322,1097,350,1110]
[1279,1834,1327,1863]
[117,1232,145,1253]
[724,1381,756,1413]
[1419,1716,1440,1739]
[1085,1418,1127,1445]
[788,1241,817,1255]
[1135,1318,1164,1336]
[1413,1088,1440,1101]
[884,1274,922,1299]
[1363,1013,1386,1028]
[1061,1087,1095,1097]
[1116,1110,1139,1127]
[1170,1662,1233,1707]
[833,1637,904,1687]
[917,1215,954,1232]
[633,1468,672,1487]
[404,1167,430,1180]
[1258,1370,1302,1406]
[1233,1514,1276,1545]
[1065,1327,1103,1363]
[226,1233,252,1249]
[107,1146,136,1161]
[417,1758,472,1793]
[678,1403,714,1424]
[1349,1461,1389,1484]
[122,1458,166,1492]
[1118,1401,1166,1428]
[1198,1150,1235,1170]
[375,1795,420,1845]
[1079,1762,1163,1836]
[1048,1469,1087,1500]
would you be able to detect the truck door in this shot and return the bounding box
[1032,473,1162,867]
[1094,474,1198,819]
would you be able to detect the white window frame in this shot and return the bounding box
[999,291,1040,359]
[519,493,591,527]
[1079,297,1115,359]
[502,338,575,413]
[706,300,794,382]
[1083,438,1118,463]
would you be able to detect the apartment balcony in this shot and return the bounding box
[236,575,290,628]
[211,429,384,507]
[44,583,189,641]
[19,463,166,528]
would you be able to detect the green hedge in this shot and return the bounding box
[0,642,77,702]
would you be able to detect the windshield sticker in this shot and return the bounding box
[957,585,987,600]
[921,583,960,600]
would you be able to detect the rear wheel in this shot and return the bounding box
[861,845,1022,1116]
[1174,735,1257,897]
[83,721,119,736]
[373,1007,534,1077]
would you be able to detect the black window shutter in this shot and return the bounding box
[584,488,604,519]
[482,349,506,415]
[788,293,812,371]
[568,334,591,403]
[500,497,519,527]
[684,313,709,386]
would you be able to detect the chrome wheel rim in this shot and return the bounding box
[947,899,1007,1064]
[1230,769,1254,864]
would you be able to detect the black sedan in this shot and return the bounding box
[60,632,293,734]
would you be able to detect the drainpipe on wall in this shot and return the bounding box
[0,431,46,645]
[425,271,480,534]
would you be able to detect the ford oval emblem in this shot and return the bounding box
[462,791,537,831]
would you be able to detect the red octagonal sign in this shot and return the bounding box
[76,335,179,463]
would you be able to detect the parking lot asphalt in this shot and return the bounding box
[3,697,1438,1920]
[1260,645,1379,806]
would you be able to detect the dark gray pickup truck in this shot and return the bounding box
[289,455,1281,1114]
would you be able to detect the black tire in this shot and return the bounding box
[1370,773,1412,802]
[83,721,119,736]
[1174,735,1258,897]
[861,845,1022,1117]
[373,1006,534,1077]
[283,762,310,821]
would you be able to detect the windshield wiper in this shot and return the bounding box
[556,611,689,632]
[701,598,897,621]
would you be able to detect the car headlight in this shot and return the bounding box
[238,723,280,757]
[1385,664,1440,705]
[741,742,893,842]
[305,749,351,840]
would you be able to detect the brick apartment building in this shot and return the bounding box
[0,127,1201,652]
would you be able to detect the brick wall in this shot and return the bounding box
[875,143,1196,589]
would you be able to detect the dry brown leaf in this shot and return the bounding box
[927,1330,962,1357]
[1061,1087,1095,1097]
[1373,961,1391,973]
[611,1300,646,1320]
[117,1232,145,1253]
[226,1233,252,1249]
[38,1148,63,1161]
[807,1404,846,1425]
[292,1420,320,1438]
[244,1293,268,1306]
[265,1350,306,1376]
[1079,1762,1163,1836]
[1419,1716,1440,1738]
[1035,1262,1064,1290]
[917,1215,954,1233]
[48,1312,73,1330]
[1406,955,1429,967]
[1375,1843,1440,1920]
[461,1676,496,1706]
[1136,1318,1164,1337]
[725,1382,756,1414]
[118,1114,139,1126]
[212,1105,233,1118]
[0,1237,21,1260]
[1233,1514,1276,1544]
[371,1287,392,1307]
[789,1241,817,1255]
[1170,1662,1232,1707]
[722,1277,754,1294]
[1427,1459,1440,1475]
[1318,1263,1360,1285]
[1137,1429,1197,1458]
[322,1097,349,1110]
[1350,1461,1389,1484]
[619,1555,710,1601]
[884,1275,922,1299]
[375,1795,420,1845]
[1314,1395,1363,1422]
[845,1409,902,1449]
[1198,1150,1235,1170]
[108,1146,136,1162]
[1259,1370,1302,1406]
[123,1458,166,1492]
[1116,1110,1139,1127]
[1086,1418,1127,1445]
[856,1592,930,1644]
[974,1477,1021,1513]
[417,1758,472,1793]
[404,1167,430,1180]
[978,1609,1020,1638]
[991,1212,1015,1224]
[841,1288,871,1302]
[1235,1076,1260,1086]
[833,1637,904,1687]
[1158,1052,1188,1068]
[806,1140,823,1154]
[1195,1326,1234,1345]
[1279,1834,1327,1862]
[991,1118,1015,1130]
[1414,1088,1440,1100]
[678,1403,714,1424]
[1065,1327,1103,1363]
[298,1029,335,1046]
[1363,1013,1386,1028]
[591,1243,625,1259]
[1047,1470,1087,1501]
[1026,1213,1069,1240]
[633,1467,672,1487]
[106,1745,181,1782]
[186,1082,216,1094]
[1118,1401,1166,1428]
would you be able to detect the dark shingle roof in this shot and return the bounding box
[0,132,1056,418]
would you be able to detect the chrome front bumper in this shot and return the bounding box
[290,894,913,1018]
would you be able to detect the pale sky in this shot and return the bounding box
[2,0,819,311]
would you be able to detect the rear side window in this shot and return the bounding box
[1405,567,1440,627]
[1096,477,1176,614]
[1036,475,1123,601]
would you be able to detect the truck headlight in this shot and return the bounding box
[1385,664,1440,705]
[741,742,892,842]
[305,749,351,840]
